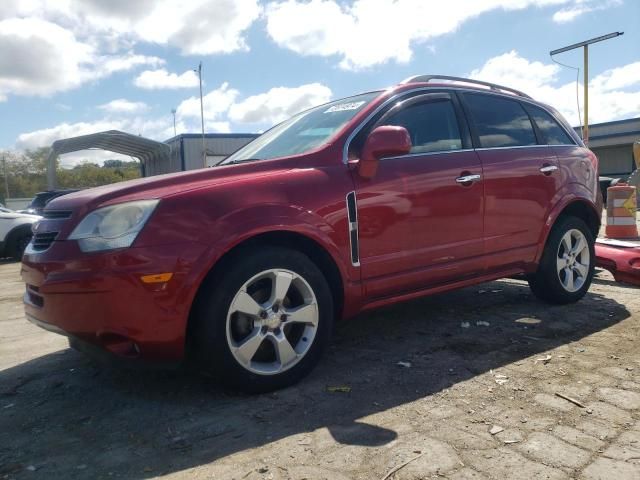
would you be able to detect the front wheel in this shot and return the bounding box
[10,232,32,261]
[528,216,595,304]
[190,246,334,393]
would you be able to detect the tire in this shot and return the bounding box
[9,231,32,261]
[190,246,334,393]
[528,216,595,305]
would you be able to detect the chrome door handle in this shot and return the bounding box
[540,165,558,174]
[456,174,481,184]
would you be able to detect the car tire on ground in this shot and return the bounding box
[528,216,595,305]
[190,246,334,393]
[9,231,32,261]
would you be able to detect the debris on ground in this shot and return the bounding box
[326,386,351,393]
[381,451,426,480]
[494,374,509,385]
[489,425,504,435]
[555,392,586,408]
[476,321,490,327]
[460,322,470,328]
[396,361,412,368]
[534,354,552,365]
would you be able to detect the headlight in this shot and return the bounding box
[68,200,159,252]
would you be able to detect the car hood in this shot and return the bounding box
[45,160,296,216]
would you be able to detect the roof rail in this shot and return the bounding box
[400,75,532,99]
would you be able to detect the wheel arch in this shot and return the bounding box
[4,223,33,257]
[535,197,601,264]
[186,230,346,346]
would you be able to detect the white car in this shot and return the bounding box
[0,208,41,260]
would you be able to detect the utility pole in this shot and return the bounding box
[2,153,9,201]
[550,32,623,145]
[194,61,206,167]
[171,108,177,137]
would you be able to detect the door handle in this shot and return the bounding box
[455,174,481,184]
[540,165,558,175]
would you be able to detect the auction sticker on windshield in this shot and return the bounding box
[324,101,366,113]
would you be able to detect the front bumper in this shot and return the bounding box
[21,239,208,362]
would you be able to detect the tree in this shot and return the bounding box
[0,149,141,204]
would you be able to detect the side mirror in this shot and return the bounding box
[358,126,412,179]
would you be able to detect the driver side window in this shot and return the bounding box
[382,100,463,155]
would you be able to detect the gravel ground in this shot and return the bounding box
[1,258,639,480]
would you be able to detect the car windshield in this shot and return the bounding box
[222,91,381,164]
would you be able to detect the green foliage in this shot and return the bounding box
[0,149,141,203]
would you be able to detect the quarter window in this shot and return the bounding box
[464,93,537,148]
[523,103,574,145]
[381,100,463,154]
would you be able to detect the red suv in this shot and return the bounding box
[22,76,601,392]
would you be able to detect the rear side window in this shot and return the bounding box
[464,93,536,148]
[523,103,574,145]
[381,99,463,154]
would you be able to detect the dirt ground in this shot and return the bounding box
[1,257,639,480]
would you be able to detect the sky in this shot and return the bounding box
[0,0,639,166]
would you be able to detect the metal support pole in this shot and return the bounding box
[583,45,589,145]
[549,32,623,146]
[46,150,57,190]
[2,154,9,200]
[198,62,206,167]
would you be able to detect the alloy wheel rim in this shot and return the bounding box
[556,229,590,293]
[225,269,318,375]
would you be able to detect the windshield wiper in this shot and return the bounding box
[218,158,261,166]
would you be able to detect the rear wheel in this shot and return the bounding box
[528,216,595,304]
[191,246,333,393]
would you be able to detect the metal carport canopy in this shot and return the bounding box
[47,130,171,189]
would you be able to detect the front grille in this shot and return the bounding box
[31,232,58,251]
[42,210,72,220]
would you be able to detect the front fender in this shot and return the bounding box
[180,203,354,319]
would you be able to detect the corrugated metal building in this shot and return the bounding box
[575,118,640,178]
[158,133,259,175]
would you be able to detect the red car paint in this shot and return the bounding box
[21,81,602,363]
[595,240,640,286]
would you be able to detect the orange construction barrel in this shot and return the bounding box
[606,182,638,239]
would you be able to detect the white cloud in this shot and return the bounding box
[0,17,163,100]
[15,116,179,166]
[134,69,199,89]
[552,0,621,23]
[15,81,334,166]
[229,83,333,124]
[95,53,164,76]
[0,1,260,101]
[469,51,640,125]
[0,17,92,97]
[16,119,127,151]
[98,99,149,114]
[137,0,261,55]
[177,82,240,121]
[68,0,261,55]
[265,0,572,70]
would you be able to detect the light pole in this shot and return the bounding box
[2,153,9,201]
[194,61,206,167]
[171,108,177,137]
[550,32,623,145]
